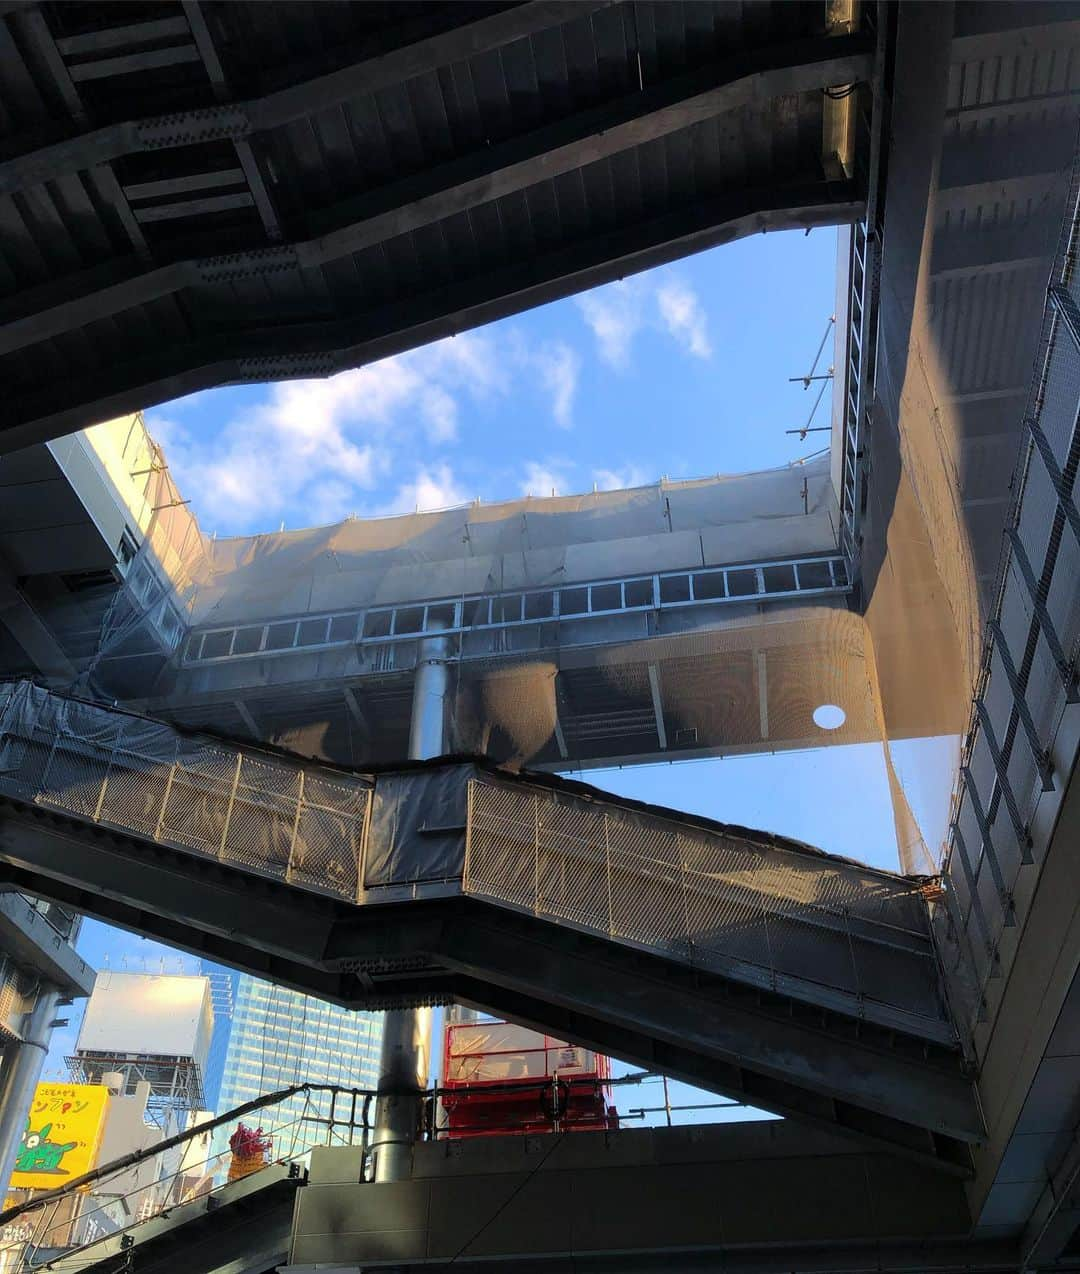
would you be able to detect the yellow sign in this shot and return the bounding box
[11,1083,110,1190]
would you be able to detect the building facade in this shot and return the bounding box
[215,977,382,1155]
[197,962,240,1113]
[67,972,213,1133]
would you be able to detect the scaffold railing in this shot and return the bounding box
[0,1070,745,1274]
[0,680,371,906]
[464,776,950,1040]
[0,679,954,1043]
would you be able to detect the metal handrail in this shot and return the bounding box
[0,1068,754,1270]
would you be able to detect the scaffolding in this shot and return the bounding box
[66,1054,204,1127]
[0,679,951,1043]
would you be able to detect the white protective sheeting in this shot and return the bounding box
[186,459,837,628]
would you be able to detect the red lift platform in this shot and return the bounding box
[440,1016,617,1139]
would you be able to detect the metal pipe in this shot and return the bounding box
[369,1006,432,1182]
[406,625,450,760]
[0,984,62,1202]
[370,623,448,1182]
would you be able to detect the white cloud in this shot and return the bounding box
[143,414,188,452]
[520,460,573,498]
[575,282,645,368]
[657,279,711,358]
[420,385,458,443]
[505,331,582,429]
[307,478,358,526]
[380,463,467,516]
[592,464,651,492]
[529,341,581,428]
[575,272,712,368]
[153,333,502,533]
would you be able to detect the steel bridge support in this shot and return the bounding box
[369,623,449,1181]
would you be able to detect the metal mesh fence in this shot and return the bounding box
[0,682,371,905]
[465,778,948,1037]
[0,680,952,1039]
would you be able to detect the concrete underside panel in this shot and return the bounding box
[284,1123,981,1271]
[0,4,870,452]
[856,0,1080,1247]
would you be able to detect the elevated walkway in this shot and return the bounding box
[0,680,979,1172]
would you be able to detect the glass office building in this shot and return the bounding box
[213,975,383,1156]
[198,961,242,1112]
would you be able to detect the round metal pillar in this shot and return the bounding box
[0,984,61,1201]
[370,625,448,1182]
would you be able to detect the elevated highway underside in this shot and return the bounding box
[0,0,870,452]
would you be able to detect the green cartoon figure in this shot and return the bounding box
[14,1120,77,1175]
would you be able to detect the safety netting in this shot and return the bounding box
[76,446,911,853]
[0,680,952,1042]
[934,144,1080,1036]
[0,680,370,906]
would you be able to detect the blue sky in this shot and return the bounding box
[147,227,838,536]
[44,226,902,1104]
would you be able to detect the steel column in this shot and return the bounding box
[987,620,1055,791]
[0,984,62,1202]
[1005,528,1078,701]
[370,623,449,1182]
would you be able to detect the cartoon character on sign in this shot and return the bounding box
[14,1121,77,1175]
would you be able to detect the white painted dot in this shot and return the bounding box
[813,703,846,730]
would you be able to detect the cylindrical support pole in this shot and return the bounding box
[406,628,450,761]
[370,625,448,1182]
[370,1005,432,1182]
[0,985,62,1201]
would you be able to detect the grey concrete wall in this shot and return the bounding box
[288,1123,972,1266]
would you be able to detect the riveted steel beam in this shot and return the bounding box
[0,2,616,194]
[0,36,870,357]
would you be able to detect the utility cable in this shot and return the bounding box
[446,1131,570,1266]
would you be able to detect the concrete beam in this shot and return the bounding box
[647,664,667,749]
[0,568,75,685]
[182,0,284,243]
[3,178,862,451]
[756,651,769,739]
[283,1241,1019,1274]
[284,1122,981,1271]
[342,686,369,736]
[1021,1112,1080,1268]
[0,891,94,997]
[966,709,1080,1216]
[233,699,260,740]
